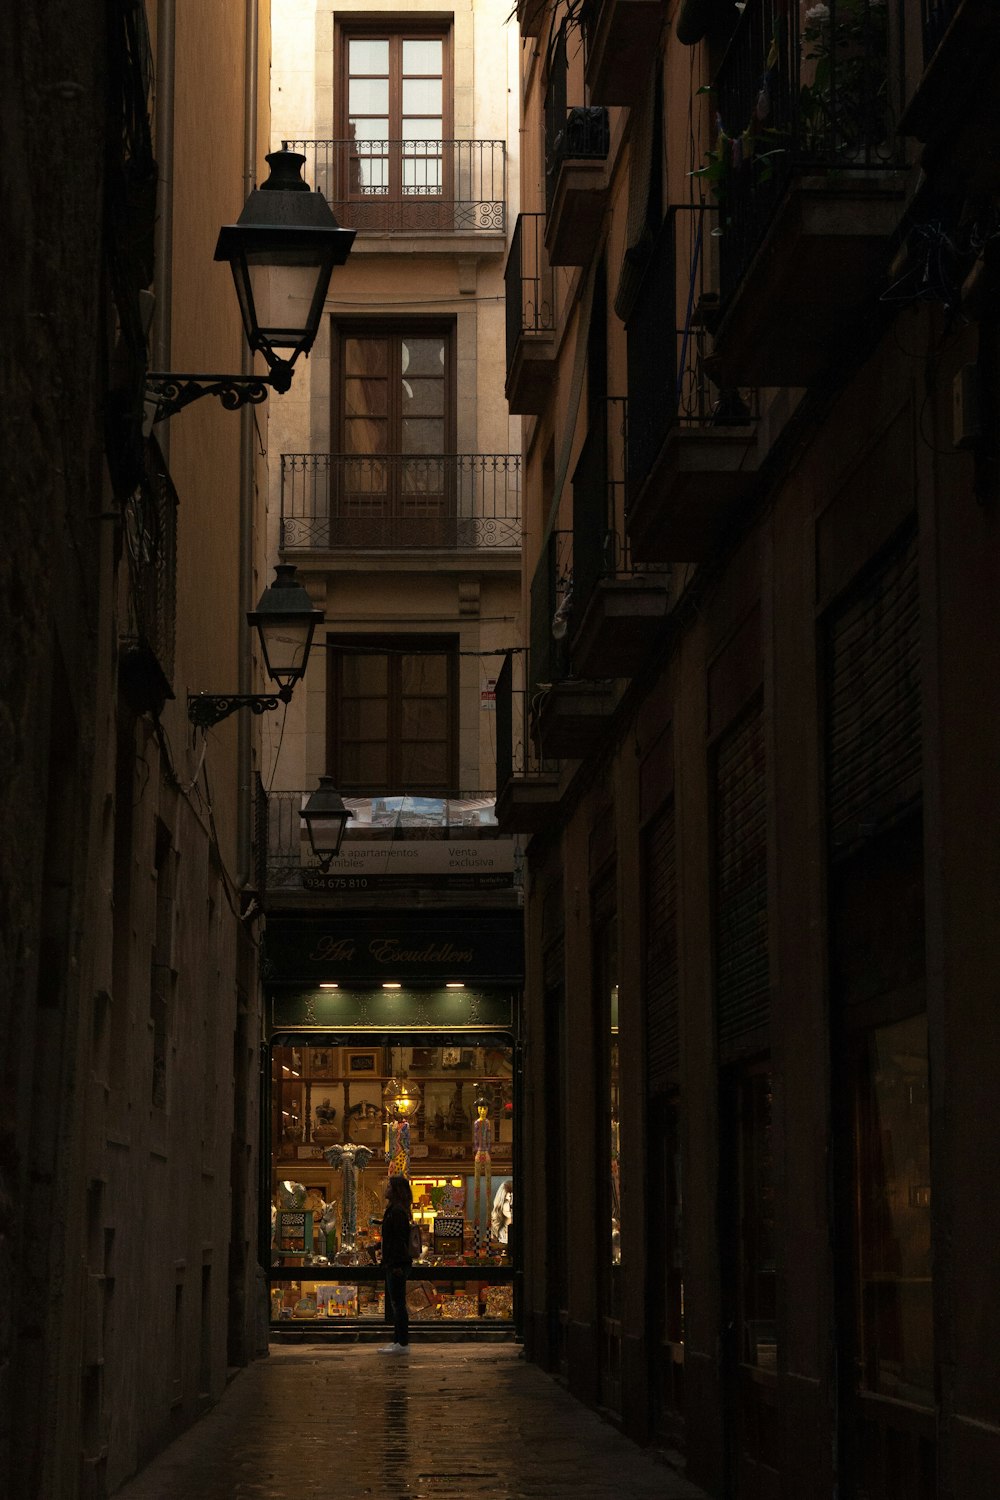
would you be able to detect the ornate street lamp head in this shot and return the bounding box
[215,149,356,387]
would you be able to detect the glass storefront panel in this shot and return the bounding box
[271,1276,514,1324]
[270,1039,516,1321]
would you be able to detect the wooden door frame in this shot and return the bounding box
[331,317,457,460]
[334,20,454,208]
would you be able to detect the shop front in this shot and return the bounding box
[265,912,523,1334]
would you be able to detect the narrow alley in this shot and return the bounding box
[7,2,1000,1498]
[113,1345,707,1500]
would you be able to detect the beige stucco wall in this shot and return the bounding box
[263,0,523,805]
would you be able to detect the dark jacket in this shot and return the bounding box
[380,1202,412,1270]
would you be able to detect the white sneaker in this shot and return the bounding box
[377,1342,409,1354]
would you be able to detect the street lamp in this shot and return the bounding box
[146,150,355,422]
[301,776,353,868]
[187,564,323,728]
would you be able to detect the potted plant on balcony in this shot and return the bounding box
[798,0,890,163]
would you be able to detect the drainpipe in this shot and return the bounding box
[153,0,175,467]
[238,0,259,890]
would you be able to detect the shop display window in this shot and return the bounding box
[271,1277,514,1323]
[270,1040,515,1321]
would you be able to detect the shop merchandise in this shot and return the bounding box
[323,1143,375,1264]
[472,1100,493,1250]
[386,1114,411,1177]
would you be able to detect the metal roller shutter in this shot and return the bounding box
[827,533,921,853]
[645,801,679,1094]
[715,702,769,1056]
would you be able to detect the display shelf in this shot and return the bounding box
[269,1263,513,1281]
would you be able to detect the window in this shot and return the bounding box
[338,326,450,458]
[327,636,458,796]
[336,24,452,229]
[331,323,454,546]
[269,1039,516,1323]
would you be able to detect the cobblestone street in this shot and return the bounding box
[114,1344,709,1499]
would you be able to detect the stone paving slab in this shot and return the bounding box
[113,1345,709,1499]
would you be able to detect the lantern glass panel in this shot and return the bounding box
[258,617,315,687]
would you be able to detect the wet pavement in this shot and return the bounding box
[114,1343,708,1498]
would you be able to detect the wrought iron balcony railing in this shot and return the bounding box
[713,0,906,305]
[505,213,555,378]
[627,207,756,499]
[529,529,573,690]
[123,434,178,682]
[280,453,521,551]
[572,398,661,614]
[283,138,506,233]
[495,652,559,791]
[544,30,610,215]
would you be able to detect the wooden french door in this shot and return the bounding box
[337,27,452,231]
[334,325,454,547]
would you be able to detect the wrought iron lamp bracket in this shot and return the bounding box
[187,687,293,730]
[146,360,293,424]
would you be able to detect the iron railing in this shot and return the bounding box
[544,30,610,215]
[626,206,756,499]
[283,138,506,233]
[280,454,521,551]
[505,213,556,378]
[529,530,573,691]
[496,652,559,790]
[123,435,178,683]
[713,0,906,305]
[264,790,502,890]
[572,398,668,623]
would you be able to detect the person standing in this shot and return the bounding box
[379,1175,413,1353]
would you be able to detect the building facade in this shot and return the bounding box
[2,3,274,1495]
[500,2,1000,1497]
[259,0,526,1332]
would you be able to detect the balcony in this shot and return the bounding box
[505,214,557,415]
[494,653,560,835]
[544,33,610,266]
[570,398,672,678]
[284,138,505,240]
[528,529,617,759]
[261,788,515,899]
[581,0,665,106]
[626,207,758,563]
[280,454,521,556]
[710,0,908,386]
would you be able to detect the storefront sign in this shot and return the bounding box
[270,985,515,1032]
[264,913,524,985]
[301,838,514,892]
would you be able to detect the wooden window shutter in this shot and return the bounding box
[826,531,921,856]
